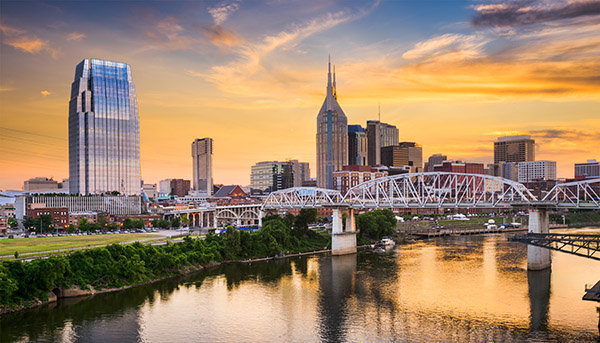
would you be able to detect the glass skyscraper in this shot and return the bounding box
[69,58,141,195]
[316,59,348,189]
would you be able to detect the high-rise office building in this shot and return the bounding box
[348,125,368,166]
[250,161,295,194]
[288,159,311,187]
[366,120,381,166]
[494,135,535,163]
[366,120,398,166]
[192,138,213,196]
[381,142,423,172]
[575,159,599,179]
[69,58,140,195]
[317,59,348,189]
[380,122,399,148]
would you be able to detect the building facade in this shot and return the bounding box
[494,135,535,163]
[250,161,295,194]
[332,165,388,195]
[169,179,191,197]
[23,177,59,192]
[317,59,348,189]
[433,161,485,174]
[288,160,311,187]
[380,122,399,148]
[366,120,380,166]
[16,195,142,219]
[27,207,70,229]
[348,125,368,166]
[69,58,141,195]
[381,142,423,172]
[518,160,557,183]
[141,183,157,200]
[425,154,447,172]
[575,159,600,178]
[192,138,213,196]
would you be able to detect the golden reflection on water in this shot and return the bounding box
[3,230,600,343]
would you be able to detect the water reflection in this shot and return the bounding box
[2,232,600,343]
[528,268,551,331]
[317,254,357,343]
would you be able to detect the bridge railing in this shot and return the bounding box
[342,172,538,209]
[542,178,600,209]
[262,187,343,210]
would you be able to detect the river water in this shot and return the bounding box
[2,229,600,343]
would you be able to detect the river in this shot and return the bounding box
[2,229,600,342]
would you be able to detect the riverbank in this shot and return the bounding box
[0,245,334,317]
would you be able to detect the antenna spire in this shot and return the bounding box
[378,103,381,122]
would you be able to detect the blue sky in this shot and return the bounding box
[1,0,599,189]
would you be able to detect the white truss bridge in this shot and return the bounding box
[262,172,600,210]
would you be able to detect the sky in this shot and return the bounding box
[0,0,599,190]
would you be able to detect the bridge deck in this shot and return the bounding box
[510,233,600,261]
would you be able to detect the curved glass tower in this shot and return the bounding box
[69,58,141,195]
[317,59,348,189]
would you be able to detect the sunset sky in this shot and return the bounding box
[1,0,599,190]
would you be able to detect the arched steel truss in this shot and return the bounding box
[342,172,538,208]
[543,178,600,209]
[262,187,343,210]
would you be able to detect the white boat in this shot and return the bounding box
[380,237,396,246]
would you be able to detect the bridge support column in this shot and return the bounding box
[331,207,357,255]
[258,210,263,228]
[528,208,551,271]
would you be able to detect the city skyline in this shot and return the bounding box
[1,0,599,190]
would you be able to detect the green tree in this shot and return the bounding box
[170,217,181,229]
[356,209,397,240]
[0,263,18,304]
[123,218,135,230]
[8,218,18,229]
[224,226,241,260]
[78,217,89,231]
[181,214,190,227]
[293,209,317,237]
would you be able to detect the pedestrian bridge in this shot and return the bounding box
[262,172,599,210]
[262,172,600,261]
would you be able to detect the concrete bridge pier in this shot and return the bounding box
[528,207,551,270]
[331,206,357,255]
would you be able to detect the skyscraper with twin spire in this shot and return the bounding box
[317,58,348,189]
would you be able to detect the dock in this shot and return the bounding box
[583,280,600,302]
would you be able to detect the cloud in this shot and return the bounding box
[208,1,241,25]
[40,90,51,96]
[67,32,86,41]
[197,3,377,96]
[0,23,58,58]
[402,33,488,62]
[0,24,25,36]
[200,24,242,48]
[472,0,600,28]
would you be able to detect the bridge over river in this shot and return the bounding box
[174,172,600,270]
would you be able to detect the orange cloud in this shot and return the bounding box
[40,90,51,96]
[0,23,58,58]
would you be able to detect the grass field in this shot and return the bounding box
[0,234,160,257]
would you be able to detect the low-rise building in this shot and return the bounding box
[332,165,388,195]
[142,183,158,200]
[433,161,484,174]
[27,207,70,229]
[69,212,99,226]
[16,195,142,219]
[23,177,59,192]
